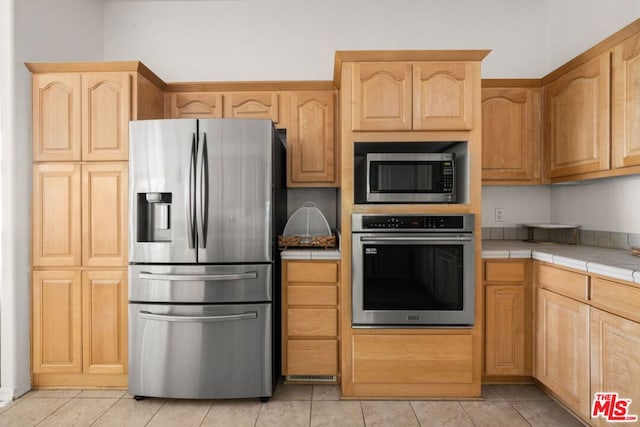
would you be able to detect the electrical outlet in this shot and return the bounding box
[495,208,504,222]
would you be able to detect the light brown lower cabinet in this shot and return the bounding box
[536,288,591,420]
[32,269,128,387]
[483,260,532,378]
[32,270,82,374]
[282,260,339,380]
[590,307,640,427]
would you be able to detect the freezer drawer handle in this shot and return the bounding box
[138,271,258,281]
[138,310,258,323]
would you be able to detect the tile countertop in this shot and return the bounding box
[281,249,341,260]
[482,240,640,284]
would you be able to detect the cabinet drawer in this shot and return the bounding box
[288,285,337,306]
[287,262,338,283]
[485,261,526,283]
[536,263,589,301]
[287,308,337,337]
[286,339,338,375]
[590,277,640,323]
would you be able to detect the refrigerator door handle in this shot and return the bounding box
[196,132,209,248]
[185,133,197,249]
[138,310,258,323]
[138,271,259,281]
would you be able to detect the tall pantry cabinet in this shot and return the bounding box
[28,62,165,388]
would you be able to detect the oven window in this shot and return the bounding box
[370,161,442,193]
[362,244,463,310]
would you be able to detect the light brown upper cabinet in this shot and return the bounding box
[32,73,82,161]
[165,85,338,187]
[544,52,611,179]
[33,72,133,162]
[481,84,541,183]
[613,31,640,169]
[287,90,337,186]
[352,61,475,131]
[224,92,280,124]
[166,92,223,118]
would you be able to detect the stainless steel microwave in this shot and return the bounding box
[354,152,455,203]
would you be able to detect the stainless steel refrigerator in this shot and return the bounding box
[127,118,286,401]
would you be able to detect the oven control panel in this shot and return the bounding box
[361,215,466,230]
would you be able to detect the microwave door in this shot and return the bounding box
[196,119,273,264]
[129,119,198,264]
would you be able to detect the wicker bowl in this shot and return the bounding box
[631,246,640,257]
[278,234,337,249]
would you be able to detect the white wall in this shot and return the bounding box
[546,0,640,71]
[542,1,640,234]
[550,176,640,233]
[0,0,13,397]
[483,1,640,230]
[103,0,548,81]
[2,0,104,400]
[482,186,550,227]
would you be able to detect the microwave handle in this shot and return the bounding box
[360,236,472,243]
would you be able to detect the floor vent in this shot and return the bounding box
[285,375,337,382]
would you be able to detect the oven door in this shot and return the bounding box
[352,233,475,326]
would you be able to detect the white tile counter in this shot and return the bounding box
[280,249,341,260]
[482,240,640,284]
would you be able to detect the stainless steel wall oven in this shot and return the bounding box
[352,213,475,327]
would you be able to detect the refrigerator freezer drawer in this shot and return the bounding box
[129,264,272,303]
[128,302,272,400]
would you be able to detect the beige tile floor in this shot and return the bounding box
[0,383,586,427]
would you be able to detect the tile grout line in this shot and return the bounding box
[33,397,74,426]
[86,396,120,426]
[197,400,214,427]
[144,398,167,427]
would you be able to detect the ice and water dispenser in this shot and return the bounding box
[137,192,172,242]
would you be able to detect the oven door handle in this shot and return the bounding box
[138,271,258,281]
[138,310,258,323]
[359,236,472,243]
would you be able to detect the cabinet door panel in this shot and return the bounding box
[82,163,128,267]
[223,92,279,123]
[590,308,640,427]
[286,340,338,376]
[82,270,128,374]
[33,163,82,267]
[613,32,640,168]
[82,72,131,161]
[414,62,474,130]
[167,92,223,118]
[352,335,473,384]
[288,91,336,186]
[32,73,82,161]
[485,285,526,375]
[545,53,610,178]
[536,289,590,418]
[352,63,412,130]
[482,87,540,181]
[32,270,82,373]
